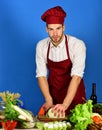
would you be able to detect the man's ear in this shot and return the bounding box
[63,25,65,31]
[46,27,48,33]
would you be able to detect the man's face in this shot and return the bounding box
[46,24,65,46]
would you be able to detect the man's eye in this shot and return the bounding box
[57,27,61,30]
[49,29,53,31]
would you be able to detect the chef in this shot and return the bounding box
[36,6,86,116]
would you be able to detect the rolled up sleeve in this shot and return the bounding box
[70,40,86,78]
[36,40,48,78]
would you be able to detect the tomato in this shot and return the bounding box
[1,120,18,130]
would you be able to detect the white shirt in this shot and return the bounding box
[36,35,86,78]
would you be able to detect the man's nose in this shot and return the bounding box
[53,30,57,35]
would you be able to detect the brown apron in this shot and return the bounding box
[47,35,86,114]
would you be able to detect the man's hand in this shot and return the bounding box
[43,101,53,112]
[52,104,67,117]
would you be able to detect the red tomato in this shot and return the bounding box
[1,120,18,130]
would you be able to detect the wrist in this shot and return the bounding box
[45,97,52,103]
[63,103,68,109]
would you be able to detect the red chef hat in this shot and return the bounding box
[41,6,66,24]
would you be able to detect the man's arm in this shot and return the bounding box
[37,76,53,111]
[63,75,82,108]
[52,75,82,115]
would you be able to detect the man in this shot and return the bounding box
[36,6,86,116]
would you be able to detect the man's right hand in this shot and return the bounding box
[43,101,53,112]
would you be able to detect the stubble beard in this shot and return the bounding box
[49,33,64,46]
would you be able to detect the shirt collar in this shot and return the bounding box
[50,35,65,48]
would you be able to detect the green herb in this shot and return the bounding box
[94,104,102,108]
[93,103,102,115]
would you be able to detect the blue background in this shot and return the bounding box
[0,0,102,115]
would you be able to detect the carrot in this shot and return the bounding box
[38,106,45,115]
[92,116,102,123]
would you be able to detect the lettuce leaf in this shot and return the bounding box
[69,100,93,130]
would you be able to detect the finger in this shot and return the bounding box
[52,104,59,111]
